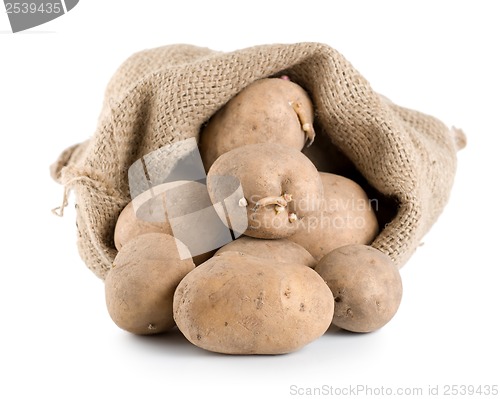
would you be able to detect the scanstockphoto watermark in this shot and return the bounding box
[248,194,378,215]
[290,385,424,397]
[126,138,379,261]
[246,193,378,233]
[289,384,499,397]
[2,0,79,33]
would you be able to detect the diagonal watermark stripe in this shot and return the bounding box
[128,138,248,260]
[4,0,79,33]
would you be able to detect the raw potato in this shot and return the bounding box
[114,183,216,265]
[290,172,379,261]
[114,191,172,251]
[315,244,402,333]
[215,236,316,268]
[199,76,316,171]
[105,233,195,335]
[173,251,334,354]
[206,143,323,239]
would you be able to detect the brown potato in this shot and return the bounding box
[215,236,316,268]
[206,143,323,239]
[173,251,334,354]
[114,191,172,251]
[114,183,217,265]
[105,233,195,335]
[315,244,402,333]
[199,76,315,171]
[289,172,379,261]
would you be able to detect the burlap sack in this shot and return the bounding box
[50,42,465,280]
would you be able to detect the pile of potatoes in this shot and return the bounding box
[105,76,403,355]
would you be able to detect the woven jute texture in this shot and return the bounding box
[50,42,464,280]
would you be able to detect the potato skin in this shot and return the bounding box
[114,192,172,251]
[173,251,334,354]
[315,244,402,333]
[199,77,315,171]
[105,233,195,335]
[215,236,316,268]
[290,172,379,261]
[114,186,215,265]
[206,143,323,239]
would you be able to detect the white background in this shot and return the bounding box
[1,1,499,398]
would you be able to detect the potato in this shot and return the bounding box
[215,236,316,268]
[114,190,172,251]
[199,76,315,171]
[289,172,379,261]
[173,251,334,354]
[206,143,323,239]
[114,183,216,265]
[315,244,402,333]
[105,233,195,335]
